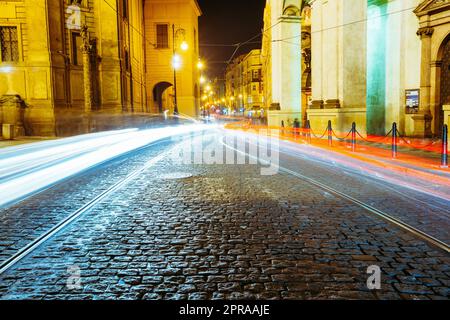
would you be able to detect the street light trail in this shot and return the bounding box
[0,139,190,276]
[0,125,213,209]
[227,129,450,202]
[220,131,450,253]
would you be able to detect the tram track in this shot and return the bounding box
[0,131,207,276]
[221,136,450,254]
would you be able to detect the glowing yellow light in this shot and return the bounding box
[197,61,204,70]
[172,54,181,70]
[230,96,235,101]
[239,94,243,99]
[200,76,206,84]
[180,41,189,51]
[205,85,211,92]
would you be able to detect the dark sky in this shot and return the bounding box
[197,0,265,79]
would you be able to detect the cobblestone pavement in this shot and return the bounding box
[0,130,448,300]
[271,140,450,244]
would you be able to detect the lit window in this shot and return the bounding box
[156,24,169,49]
[0,26,19,62]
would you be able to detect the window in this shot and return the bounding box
[194,28,197,53]
[71,32,83,66]
[0,26,19,62]
[122,0,128,20]
[156,24,169,49]
[124,49,130,71]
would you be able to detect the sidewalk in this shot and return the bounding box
[224,122,450,182]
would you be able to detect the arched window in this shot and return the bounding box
[283,0,301,16]
[283,5,300,16]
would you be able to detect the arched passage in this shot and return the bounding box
[153,81,173,113]
[437,34,450,136]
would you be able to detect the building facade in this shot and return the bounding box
[144,0,201,118]
[225,49,264,115]
[261,0,302,127]
[308,0,450,137]
[0,0,147,137]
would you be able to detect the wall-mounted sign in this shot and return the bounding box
[405,89,419,114]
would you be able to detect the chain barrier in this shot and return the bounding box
[355,129,392,144]
[396,129,440,149]
[332,129,352,142]
[310,127,328,140]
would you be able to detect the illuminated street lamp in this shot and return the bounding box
[172,54,182,70]
[180,40,189,51]
[197,60,204,70]
[172,24,188,115]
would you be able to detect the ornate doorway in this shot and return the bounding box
[438,37,450,136]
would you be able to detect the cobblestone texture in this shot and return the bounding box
[0,131,448,300]
[0,137,177,263]
[275,142,450,244]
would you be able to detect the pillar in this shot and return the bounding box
[414,26,434,137]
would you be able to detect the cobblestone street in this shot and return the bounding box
[0,130,449,300]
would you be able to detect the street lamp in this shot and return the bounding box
[172,24,187,115]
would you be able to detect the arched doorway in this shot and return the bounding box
[153,82,173,113]
[438,36,450,136]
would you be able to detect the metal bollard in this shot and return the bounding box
[442,124,448,168]
[328,120,333,147]
[392,122,398,159]
[306,120,312,144]
[351,122,356,152]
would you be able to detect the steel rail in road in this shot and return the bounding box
[0,134,206,276]
[221,137,450,254]
[277,142,450,217]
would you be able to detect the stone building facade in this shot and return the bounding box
[308,0,450,137]
[0,0,202,137]
[144,0,201,118]
[261,0,303,127]
[225,49,264,116]
[0,0,147,137]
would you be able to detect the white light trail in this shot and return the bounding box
[0,125,213,208]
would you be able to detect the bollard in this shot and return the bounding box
[442,124,448,168]
[327,120,333,147]
[351,122,356,152]
[392,122,398,159]
[281,120,285,137]
[293,118,300,139]
[306,120,312,144]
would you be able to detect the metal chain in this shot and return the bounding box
[332,129,352,142]
[396,129,440,149]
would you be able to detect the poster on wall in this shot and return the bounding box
[405,89,419,114]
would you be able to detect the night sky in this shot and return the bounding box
[197,0,266,80]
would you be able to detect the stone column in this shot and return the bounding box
[414,26,434,137]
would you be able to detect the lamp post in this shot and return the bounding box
[172,24,188,115]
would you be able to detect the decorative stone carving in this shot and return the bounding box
[416,26,434,38]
